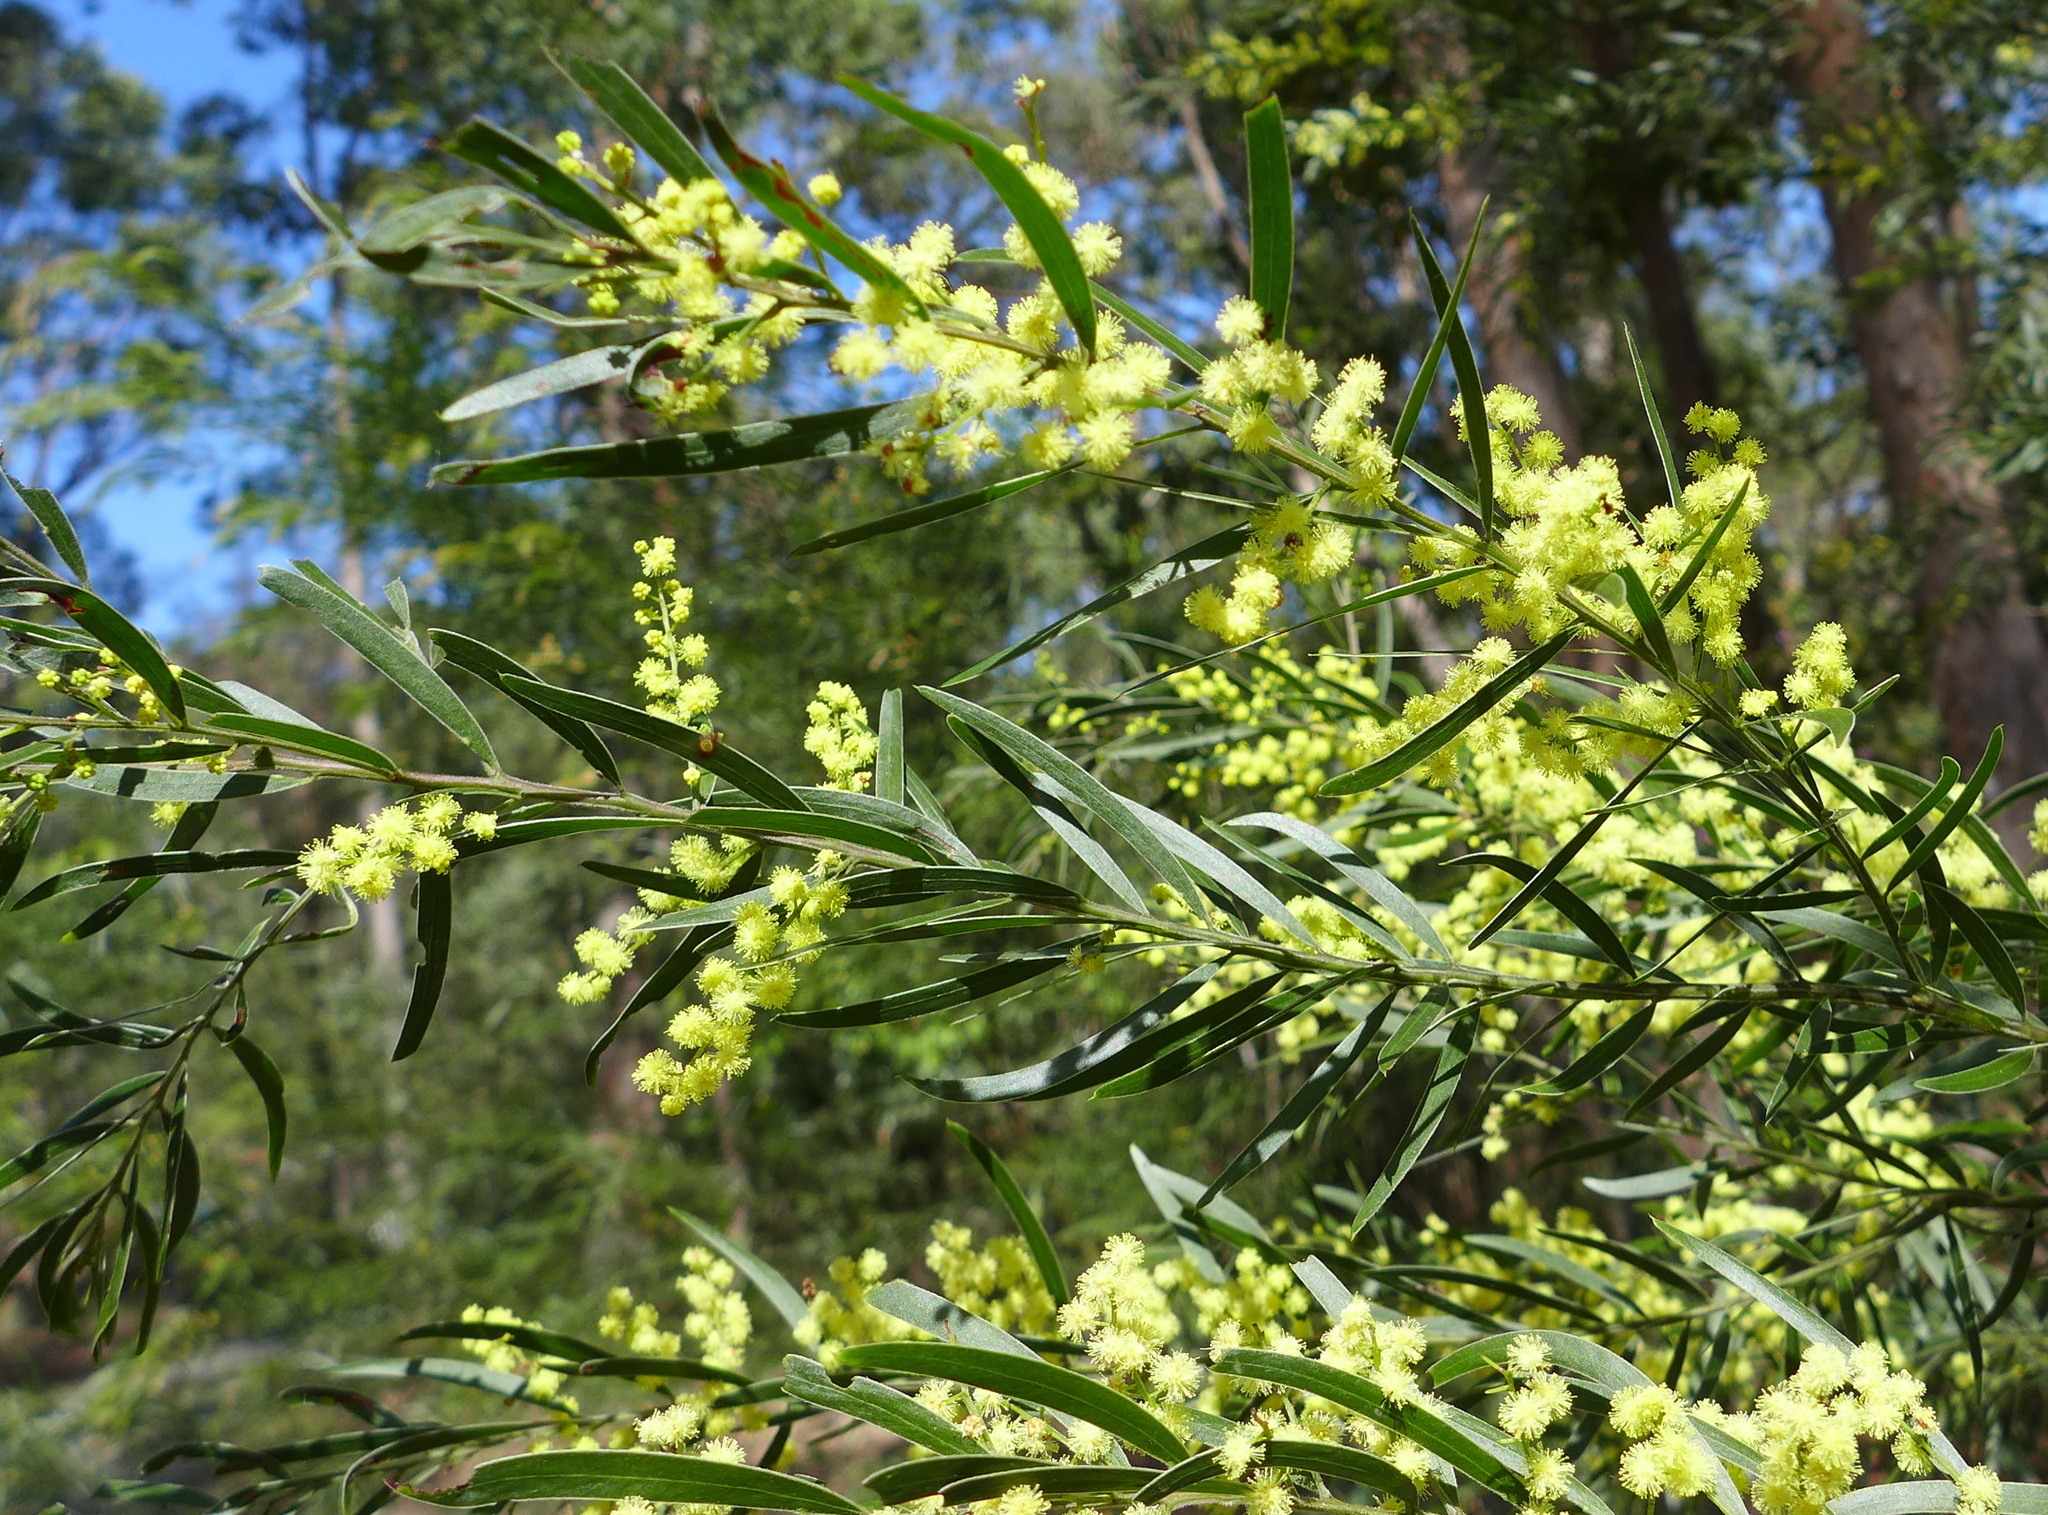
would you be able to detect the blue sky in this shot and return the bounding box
[57,0,299,634]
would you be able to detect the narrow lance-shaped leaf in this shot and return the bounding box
[1200,997,1386,1204]
[3,472,88,584]
[1623,325,1682,512]
[1322,632,1571,796]
[1469,727,1686,951]
[789,469,1065,558]
[2,577,184,723]
[839,77,1094,353]
[1354,1014,1473,1233]
[224,1034,288,1179]
[1410,213,1492,538]
[1243,97,1292,340]
[392,871,454,1061]
[260,564,496,769]
[433,397,930,487]
[1660,477,1752,615]
[696,100,920,312]
[921,685,1206,910]
[440,118,634,240]
[1391,209,1486,461]
[1890,728,2003,892]
[404,1450,863,1512]
[553,54,716,185]
[836,1342,1187,1463]
[671,1208,810,1331]
[876,689,906,807]
[948,530,1247,685]
[951,1123,1067,1305]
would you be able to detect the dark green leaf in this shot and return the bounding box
[947,526,1248,686]
[14,849,297,909]
[0,805,40,902]
[909,963,1223,1102]
[876,690,905,807]
[1353,1014,1473,1232]
[696,102,919,312]
[782,1355,981,1454]
[501,677,802,808]
[200,712,397,773]
[225,1035,287,1179]
[3,474,88,584]
[553,55,715,185]
[1659,477,1752,616]
[1391,212,1485,462]
[867,1458,1047,1504]
[395,1319,610,1363]
[405,1450,862,1512]
[2,577,183,723]
[430,629,619,786]
[1445,853,1635,974]
[1929,883,2027,1015]
[840,78,1094,352]
[1213,1348,1519,1498]
[571,1355,752,1384]
[1410,216,1492,537]
[441,119,633,239]
[1322,633,1571,795]
[691,806,937,863]
[1243,97,1292,340]
[433,397,930,486]
[393,871,453,1061]
[1916,1047,2032,1094]
[950,1123,1066,1305]
[789,470,1064,557]
[837,1342,1186,1463]
[1200,1003,1384,1202]
[1623,326,1681,512]
[1089,282,1204,372]
[1890,729,2004,892]
[1527,1008,1655,1096]
[778,953,1067,1028]
[921,685,1204,909]
[1863,757,1961,858]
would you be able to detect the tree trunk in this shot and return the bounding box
[1615,172,1717,425]
[1788,0,2048,811]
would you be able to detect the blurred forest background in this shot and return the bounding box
[0,0,2043,1506]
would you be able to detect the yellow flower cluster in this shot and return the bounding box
[297,793,495,902]
[1186,496,1357,645]
[632,537,720,728]
[34,644,181,725]
[1310,1298,1441,1487]
[554,136,808,419]
[629,853,850,1114]
[924,1220,1058,1336]
[803,681,878,791]
[1607,1382,1719,1501]
[1057,1234,1193,1395]
[598,1284,683,1358]
[1492,1335,1579,1514]
[1698,1342,1942,1515]
[832,221,1169,494]
[792,1245,917,1366]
